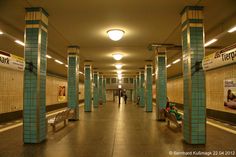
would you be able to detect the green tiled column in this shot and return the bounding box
[133,77,137,103]
[181,6,206,144]
[155,48,167,120]
[93,72,99,108]
[67,46,80,120]
[84,64,92,112]
[145,65,153,112]
[99,75,103,104]
[139,71,145,107]
[136,75,140,103]
[23,7,48,143]
[103,77,106,104]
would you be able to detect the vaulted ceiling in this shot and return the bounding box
[0,0,236,79]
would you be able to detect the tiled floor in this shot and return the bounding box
[0,102,236,157]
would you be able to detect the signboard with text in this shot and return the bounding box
[202,43,236,71]
[0,50,24,71]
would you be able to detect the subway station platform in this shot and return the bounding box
[0,102,236,157]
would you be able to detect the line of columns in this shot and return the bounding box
[23,6,206,145]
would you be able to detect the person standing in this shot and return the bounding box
[124,94,128,104]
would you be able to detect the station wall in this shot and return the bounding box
[0,66,84,114]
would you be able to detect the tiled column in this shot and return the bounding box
[136,75,140,103]
[84,64,92,112]
[181,6,206,144]
[103,77,106,104]
[99,75,103,104]
[93,72,99,108]
[139,71,145,107]
[23,7,48,143]
[133,77,137,103]
[67,46,80,120]
[145,64,153,112]
[155,48,167,120]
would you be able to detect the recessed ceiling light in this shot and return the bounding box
[112,53,123,60]
[172,59,181,64]
[204,39,217,47]
[115,64,123,69]
[228,26,236,33]
[46,55,52,59]
[54,59,63,64]
[0,31,3,35]
[107,29,125,41]
[15,40,25,46]
[118,85,122,88]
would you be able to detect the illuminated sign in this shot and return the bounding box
[0,50,24,71]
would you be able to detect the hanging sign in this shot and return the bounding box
[0,50,24,71]
[202,43,236,71]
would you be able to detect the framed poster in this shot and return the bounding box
[58,86,66,102]
[224,78,236,109]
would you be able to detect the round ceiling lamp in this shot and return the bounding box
[107,29,125,41]
[112,53,123,60]
[115,64,123,69]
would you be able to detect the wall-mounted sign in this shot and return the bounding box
[224,78,236,109]
[0,50,24,71]
[202,43,236,71]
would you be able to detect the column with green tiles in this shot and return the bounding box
[181,6,206,144]
[93,72,99,108]
[145,65,153,112]
[136,75,140,104]
[99,75,103,105]
[155,48,167,120]
[139,71,145,107]
[67,46,80,120]
[23,7,48,143]
[84,64,92,112]
[103,77,106,104]
[133,77,137,103]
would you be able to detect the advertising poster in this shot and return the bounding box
[224,78,236,109]
[58,86,66,102]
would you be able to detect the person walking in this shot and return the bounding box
[124,94,128,104]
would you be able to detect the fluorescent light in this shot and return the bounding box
[228,26,236,33]
[115,64,122,69]
[54,59,63,64]
[204,39,217,47]
[172,59,180,64]
[152,73,155,76]
[0,31,3,35]
[107,29,125,41]
[79,71,84,74]
[15,40,25,46]
[112,53,123,60]
[65,64,68,68]
[46,55,52,59]
[118,85,122,88]
[166,64,171,68]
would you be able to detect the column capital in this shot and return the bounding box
[67,45,80,55]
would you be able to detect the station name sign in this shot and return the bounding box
[202,43,236,71]
[0,50,24,71]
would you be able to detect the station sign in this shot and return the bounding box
[0,50,24,71]
[202,43,236,71]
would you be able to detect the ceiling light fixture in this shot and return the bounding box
[112,53,123,60]
[118,85,122,88]
[115,64,123,69]
[117,70,122,74]
[0,31,3,35]
[46,55,52,59]
[166,64,171,68]
[54,59,63,65]
[172,59,181,64]
[228,26,236,33]
[204,39,218,47]
[107,29,125,41]
[65,64,68,68]
[15,40,25,46]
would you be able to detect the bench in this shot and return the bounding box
[164,109,182,130]
[48,108,71,132]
